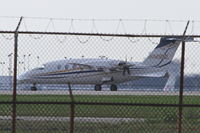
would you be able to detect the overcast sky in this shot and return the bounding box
[0,0,199,20]
[1,0,200,75]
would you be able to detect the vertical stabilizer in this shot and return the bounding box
[143,37,181,67]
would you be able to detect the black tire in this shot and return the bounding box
[31,86,37,91]
[110,84,117,91]
[94,85,102,91]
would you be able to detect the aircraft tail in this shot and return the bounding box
[143,37,193,67]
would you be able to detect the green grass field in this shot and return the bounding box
[0,94,200,133]
[0,95,200,117]
[1,94,200,104]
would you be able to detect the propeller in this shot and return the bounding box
[118,61,131,75]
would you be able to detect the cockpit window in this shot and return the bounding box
[36,67,45,70]
[35,65,45,70]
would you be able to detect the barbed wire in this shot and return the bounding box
[1,34,13,40]
[0,17,19,40]
[142,20,159,45]
[51,19,68,44]
[2,17,200,43]
[22,18,54,40]
[16,16,191,22]
[99,20,122,42]
[126,20,147,44]
[164,20,174,35]
[69,19,92,44]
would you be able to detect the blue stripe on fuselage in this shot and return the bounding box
[36,69,102,77]
[33,69,104,79]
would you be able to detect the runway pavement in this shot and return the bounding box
[0,116,145,123]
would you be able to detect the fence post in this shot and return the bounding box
[177,21,190,133]
[12,16,23,133]
[68,83,75,133]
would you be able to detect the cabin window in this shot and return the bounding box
[37,67,44,70]
[35,65,45,70]
[57,64,61,70]
[79,65,85,70]
[79,65,90,70]
[72,64,79,69]
[65,65,69,70]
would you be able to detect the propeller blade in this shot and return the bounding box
[122,66,130,75]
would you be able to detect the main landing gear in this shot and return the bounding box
[94,84,118,91]
[110,84,117,91]
[31,83,37,91]
[94,84,102,91]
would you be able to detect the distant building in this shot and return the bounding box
[0,75,200,91]
[0,76,12,90]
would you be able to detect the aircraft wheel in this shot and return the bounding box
[110,84,117,91]
[94,84,102,91]
[31,86,37,91]
[31,83,37,91]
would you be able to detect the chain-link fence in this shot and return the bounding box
[1,17,200,133]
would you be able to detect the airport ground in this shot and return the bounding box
[1,90,200,133]
[1,119,199,133]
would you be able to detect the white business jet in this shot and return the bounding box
[17,36,194,91]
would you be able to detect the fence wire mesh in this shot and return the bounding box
[1,17,200,133]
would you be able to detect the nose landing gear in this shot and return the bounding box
[31,83,37,91]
